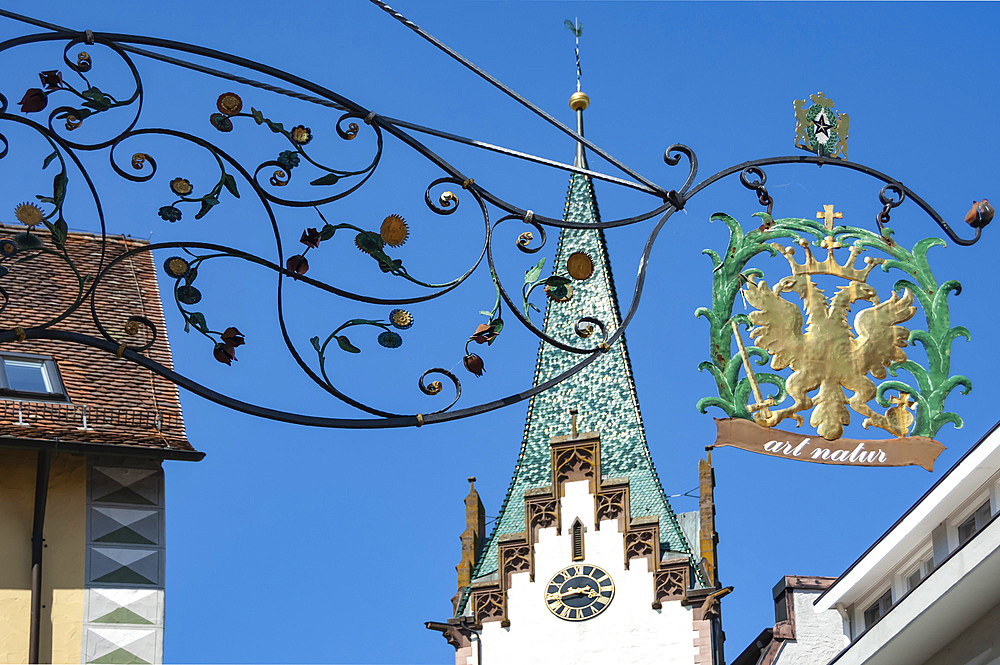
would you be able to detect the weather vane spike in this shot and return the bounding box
[564,18,583,92]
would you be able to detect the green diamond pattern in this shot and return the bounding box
[464,173,696,613]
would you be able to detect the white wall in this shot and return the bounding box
[922,600,1000,665]
[479,480,699,665]
[772,590,846,665]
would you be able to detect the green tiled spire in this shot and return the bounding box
[466,112,696,600]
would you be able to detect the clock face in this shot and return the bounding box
[544,564,615,621]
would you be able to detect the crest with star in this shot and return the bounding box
[793,92,848,159]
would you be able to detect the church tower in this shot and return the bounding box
[427,89,727,664]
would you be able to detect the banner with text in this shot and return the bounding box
[713,418,945,471]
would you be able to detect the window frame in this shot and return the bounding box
[903,556,933,593]
[861,588,893,631]
[892,542,934,598]
[0,352,69,402]
[955,497,993,548]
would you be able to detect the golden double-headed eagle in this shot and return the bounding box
[744,237,916,440]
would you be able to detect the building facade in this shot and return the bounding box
[734,421,1000,665]
[0,226,201,664]
[427,94,727,665]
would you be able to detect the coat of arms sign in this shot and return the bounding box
[699,206,968,471]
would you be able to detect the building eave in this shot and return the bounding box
[0,434,205,462]
[815,418,1000,611]
[827,511,1000,665]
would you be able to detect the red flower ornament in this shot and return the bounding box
[18,88,47,113]
[286,254,309,276]
[463,353,485,377]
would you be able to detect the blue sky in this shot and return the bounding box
[2,2,999,662]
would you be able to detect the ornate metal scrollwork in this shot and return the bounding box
[0,6,986,430]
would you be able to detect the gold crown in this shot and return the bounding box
[776,237,883,282]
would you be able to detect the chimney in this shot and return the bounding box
[452,476,486,613]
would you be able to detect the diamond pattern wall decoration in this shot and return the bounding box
[85,461,165,664]
[83,626,159,665]
[89,548,160,586]
[86,589,162,625]
[91,507,160,545]
[90,467,161,505]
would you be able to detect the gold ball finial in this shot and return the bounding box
[569,91,590,111]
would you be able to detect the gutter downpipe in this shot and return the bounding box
[28,448,51,664]
[458,616,482,665]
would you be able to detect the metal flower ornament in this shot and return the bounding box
[0,3,989,430]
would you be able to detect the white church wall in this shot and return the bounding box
[480,480,699,665]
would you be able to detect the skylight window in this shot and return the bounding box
[0,354,68,401]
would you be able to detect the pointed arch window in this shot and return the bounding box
[571,518,585,561]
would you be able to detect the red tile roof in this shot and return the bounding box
[0,225,199,457]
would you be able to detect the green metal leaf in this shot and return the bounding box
[355,231,384,254]
[696,396,738,416]
[544,275,571,287]
[50,218,67,249]
[319,224,337,241]
[15,232,43,249]
[310,336,321,352]
[222,173,240,198]
[931,411,964,434]
[941,374,973,398]
[52,173,67,207]
[701,248,722,270]
[755,373,788,404]
[194,195,219,220]
[697,361,725,383]
[42,151,58,170]
[336,335,361,353]
[310,173,341,186]
[80,87,112,111]
[377,257,402,273]
[524,257,545,285]
[188,311,208,334]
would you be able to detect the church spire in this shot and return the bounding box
[459,87,699,615]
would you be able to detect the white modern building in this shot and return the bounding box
[734,420,1000,665]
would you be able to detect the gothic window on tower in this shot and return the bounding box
[0,353,68,401]
[571,518,585,561]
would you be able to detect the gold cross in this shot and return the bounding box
[817,204,843,231]
[888,393,913,409]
